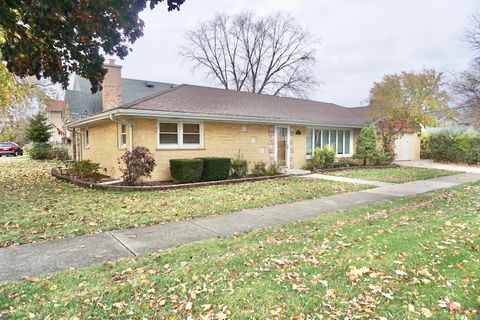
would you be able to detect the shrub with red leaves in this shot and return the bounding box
[120,146,156,185]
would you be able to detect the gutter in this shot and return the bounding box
[109,113,127,125]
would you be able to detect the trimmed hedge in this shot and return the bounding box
[428,132,480,164]
[196,157,232,181]
[170,159,204,183]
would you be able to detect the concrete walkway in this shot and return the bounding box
[302,173,394,187]
[1,172,479,282]
[396,159,480,173]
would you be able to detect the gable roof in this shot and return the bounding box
[47,100,64,112]
[65,75,175,121]
[117,84,369,127]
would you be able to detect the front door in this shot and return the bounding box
[276,126,289,167]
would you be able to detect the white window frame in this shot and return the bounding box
[306,127,354,158]
[157,120,204,149]
[84,128,89,149]
[118,123,128,149]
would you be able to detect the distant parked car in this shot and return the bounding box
[0,142,23,157]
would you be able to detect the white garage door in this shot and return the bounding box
[394,134,413,161]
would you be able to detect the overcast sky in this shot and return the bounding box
[115,0,480,107]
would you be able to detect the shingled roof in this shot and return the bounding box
[65,75,175,121]
[118,84,370,127]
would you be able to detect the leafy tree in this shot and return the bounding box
[0,0,185,93]
[25,113,52,144]
[369,69,450,161]
[181,12,318,98]
[354,127,378,165]
[1,32,54,143]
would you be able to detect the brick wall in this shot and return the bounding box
[80,119,366,181]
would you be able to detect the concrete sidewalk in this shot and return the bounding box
[1,172,479,282]
[302,173,394,187]
[396,159,480,173]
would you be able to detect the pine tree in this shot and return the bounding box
[354,127,378,165]
[25,113,52,144]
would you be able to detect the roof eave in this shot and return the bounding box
[67,108,367,129]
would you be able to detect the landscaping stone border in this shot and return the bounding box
[51,168,289,192]
[317,164,399,173]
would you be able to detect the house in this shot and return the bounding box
[424,109,479,135]
[63,59,175,156]
[46,100,65,145]
[68,60,421,180]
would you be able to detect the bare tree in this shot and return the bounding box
[450,61,480,127]
[180,12,318,98]
[449,14,480,128]
[466,14,480,58]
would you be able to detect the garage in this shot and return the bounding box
[394,133,417,161]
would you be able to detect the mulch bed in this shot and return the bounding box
[51,167,288,192]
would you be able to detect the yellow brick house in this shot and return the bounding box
[67,60,420,181]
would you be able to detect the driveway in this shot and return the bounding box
[396,159,480,173]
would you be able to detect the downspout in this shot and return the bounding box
[109,114,133,151]
[65,127,80,161]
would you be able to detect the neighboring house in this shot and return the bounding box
[422,109,479,136]
[46,100,65,145]
[68,60,421,181]
[64,59,175,157]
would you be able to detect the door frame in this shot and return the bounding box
[274,125,291,168]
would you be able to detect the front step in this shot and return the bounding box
[283,168,312,176]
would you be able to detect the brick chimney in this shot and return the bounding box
[102,59,122,111]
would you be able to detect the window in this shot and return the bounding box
[306,128,353,157]
[84,128,89,148]
[159,123,178,146]
[306,129,313,156]
[322,129,329,147]
[158,121,203,149]
[345,130,351,154]
[118,124,127,148]
[315,130,322,148]
[182,123,200,145]
[338,130,344,155]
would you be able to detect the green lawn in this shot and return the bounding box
[0,158,368,247]
[328,166,457,183]
[1,181,478,319]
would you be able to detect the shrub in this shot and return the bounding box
[251,161,267,176]
[50,147,70,162]
[466,136,480,164]
[428,132,480,164]
[354,127,378,165]
[266,163,280,176]
[373,149,390,165]
[196,157,231,181]
[70,160,100,178]
[120,146,156,185]
[420,132,431,159]
[230,151,249,178]
[29,143,52,160]
[333,158,349,168]
[305,146,336,171]
[429,132,469,163]
[170,159,204,183]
